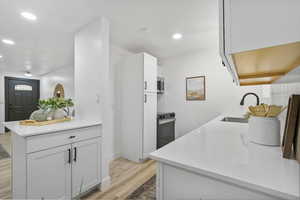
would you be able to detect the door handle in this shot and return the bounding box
[144,81,147,90]
[144,94,147,103]
[74,147,77,162]
[68,149,71,164]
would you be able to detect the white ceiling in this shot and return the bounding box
[0,0,219,76]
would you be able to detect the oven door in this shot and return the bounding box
[157,119,175,149]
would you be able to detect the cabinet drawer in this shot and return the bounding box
[26,126,101,153]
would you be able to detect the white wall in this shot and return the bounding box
[74,18,111,187]
[38,44,129,162]
[158,50,271,138]
[111,45,134,159]
[40,66,74,99]
[75,19,106,121]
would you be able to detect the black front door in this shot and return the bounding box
[5,77,40,122]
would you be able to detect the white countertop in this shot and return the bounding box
[150,115,300,199]
[4,119,102,137]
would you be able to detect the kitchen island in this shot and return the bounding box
[150,115,299,200]
[5,119,102,199]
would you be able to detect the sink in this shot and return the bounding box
[221,117,248,123]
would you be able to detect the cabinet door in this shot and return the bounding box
[143,92,157,159]
[144,53,157,92]
[227,0,300,53]
[27,145,72,199]
[72,138,101,197]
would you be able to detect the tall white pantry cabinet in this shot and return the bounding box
[121,53,157,163]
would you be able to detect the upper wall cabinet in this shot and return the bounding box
[219,0,300,86]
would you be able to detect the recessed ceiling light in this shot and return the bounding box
[0,55,3,59]
[21,12,37,21]
[2,39,15,45]
[24,71,32,77]
[172,33,183,40]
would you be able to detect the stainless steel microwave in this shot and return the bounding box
[157,77,164,94]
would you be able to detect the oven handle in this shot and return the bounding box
[158,118,176,125]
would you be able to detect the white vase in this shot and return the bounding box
[52,109,66,120]
[30,109,48,121]
[248,116,280,146]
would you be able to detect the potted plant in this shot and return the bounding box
[30,98,74,121]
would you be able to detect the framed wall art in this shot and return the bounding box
[186,76,206,101]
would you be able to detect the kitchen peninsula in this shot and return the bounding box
[150,115,300,200]
[5,119,102,199]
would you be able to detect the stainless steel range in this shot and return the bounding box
[157,112,175,149]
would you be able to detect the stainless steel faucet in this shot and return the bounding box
[240,93,260,106]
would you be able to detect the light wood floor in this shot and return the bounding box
[83,159,156,200]
[0,133,156,200]
[0,133,11,155]
[0,133,11,200]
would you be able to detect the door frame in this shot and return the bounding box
[4,76,40,123]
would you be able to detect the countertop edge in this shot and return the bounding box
[149,114,299,199]
[149,154,298,200]
[4,120,102,137]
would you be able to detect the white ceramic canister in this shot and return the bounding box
[51,109,66,120]
[248,116,281,146]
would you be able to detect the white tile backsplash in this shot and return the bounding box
[271,82,300,140]
[272,82,300,105]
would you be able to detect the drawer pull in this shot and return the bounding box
[68,149,71,164]
[69,136,76,139]
[74,147,77,162]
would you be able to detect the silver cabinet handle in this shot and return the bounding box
[68,149,71,164]
[73,147,77,162]
[144,94,147,103]
[144,81,147,90]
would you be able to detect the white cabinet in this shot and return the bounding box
[144,53,158,92]
[121,53,157,162]
[72,138,101,197]
[225,0,300,53]
[143,92,157,159]
[27,145,72,199]
[219,0,300,85]
[157,163,283,200]
[10,125,102,199]
[221,0,300,54]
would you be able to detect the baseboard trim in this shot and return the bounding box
[101,176,112,191]
[112,153,121,161]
